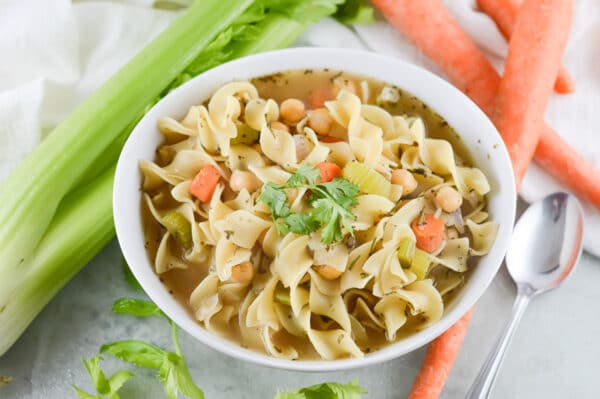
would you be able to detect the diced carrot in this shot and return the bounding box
[492,0,573,183]
[408,309,473,399]
[318,135,344,143]
[189,165,220,203]
[308,85,334,109]
[316,161,342,183]
[411,214,445,253]
[477,0,575,94]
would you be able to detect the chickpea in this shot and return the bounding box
[307,108,332,136]
[271,121,289,132]
[231,261,254,284]
[435,186,463,213]
[446,227,459,240]
[313,265,342,280]
[391,169,418,195]
[280,98,306,123]
[293,134,313,162]
[230,170,260,193]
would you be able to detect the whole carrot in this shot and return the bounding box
[493,0,573,183]
[408,309,473,399]
[477,0,575,94]
[372,0,600,208]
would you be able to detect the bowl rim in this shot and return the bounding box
[114,47,516,372]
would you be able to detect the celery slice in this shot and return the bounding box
[342,161,391,197]
[161,211,193,250]
[231,123,260,145]
[274,284,291,306]
[409,248,430,280]
[397,237,416,268]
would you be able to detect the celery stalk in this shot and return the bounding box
[0,167,115,356]
[0,0,252,310]
[0,0,353,356]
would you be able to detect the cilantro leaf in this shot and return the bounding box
[260,183,290,219]
[112,298,165,319]
[73,355,133,399]
[284,213,321,235]
[275,380,366,399]
[258,164,359,244]
[287,164,321,186]
[100,340,166,369]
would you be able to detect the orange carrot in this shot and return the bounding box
[535,128,600,204]
[408,309,473,399]
[411,214,445,253]
[316,161,342,182]
[372,0,600,209]
[308,85,334,109]
[493,0,573,183]
[476,0,575,94]
[318,135,344,143]
[190,165,220,202]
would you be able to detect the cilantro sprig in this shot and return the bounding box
[259,165,359,244]
[73,298,204,399]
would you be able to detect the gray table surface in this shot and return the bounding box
[1,236,599,399]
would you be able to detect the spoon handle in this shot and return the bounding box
[465,292,531,399]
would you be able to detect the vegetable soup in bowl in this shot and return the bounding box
[114,48,516,371]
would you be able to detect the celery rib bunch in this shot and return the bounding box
[0,0,370,356]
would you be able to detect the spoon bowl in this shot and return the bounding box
[507,192,584,295]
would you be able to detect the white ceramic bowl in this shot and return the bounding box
[114,48,516,372]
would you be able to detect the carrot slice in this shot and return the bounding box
[408,309,473,399]
[493,0,573,183]
[316,161,342,183]
[411,214,445,253]
[308,85,334,109]
[190,165,220,203]
[477,0,575,94]
[318,135,344,143]
[371,0,600,210]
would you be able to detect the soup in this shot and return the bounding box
[139,69,498,360]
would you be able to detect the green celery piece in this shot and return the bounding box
[397,237,416,268]
[161,211,193,250]
[274,284,291,306]
[0,167,115,356]
[0,0,253,313]
[409,248,431,280]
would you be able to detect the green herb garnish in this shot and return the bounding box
[259,165,359,244]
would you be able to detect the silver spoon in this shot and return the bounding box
[465,192,584,399]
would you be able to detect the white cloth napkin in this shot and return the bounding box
[1,0,598,255]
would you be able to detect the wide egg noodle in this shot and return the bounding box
[466,219,499,256]
[213,209,271,249]
[340,242,374,291]
[214,236,252,282]
[308,278,351,332]
[296,307,363,360]
[272,234,313,289]
[351,194,394,231]
[308,234,349,273]
[326,90,391,175]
